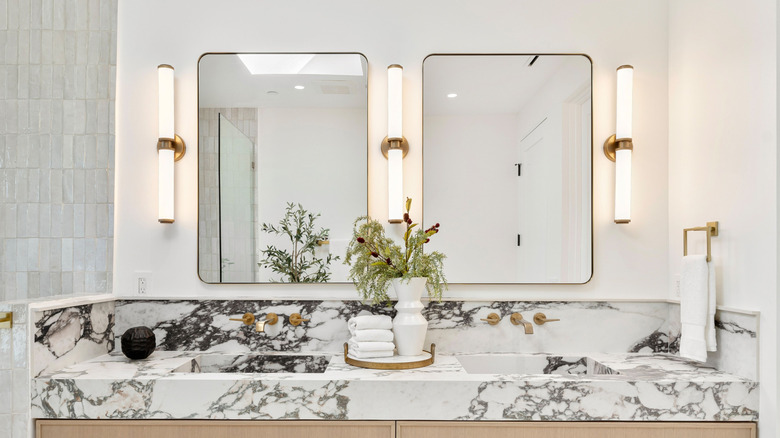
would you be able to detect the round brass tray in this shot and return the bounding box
[343,343,436,370]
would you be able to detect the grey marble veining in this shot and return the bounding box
[30,350,757,421]
[32,301,114,377]
[667,303,758,380]
[114,299,673,355]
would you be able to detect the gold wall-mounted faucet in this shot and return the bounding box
[533,312,560,325]
[230,312,279,332]
[510,313,533,334]
[480,313,501,325]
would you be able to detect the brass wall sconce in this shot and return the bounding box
[383,64,409,224]
[604,65,633,224]
[157,64,186,224]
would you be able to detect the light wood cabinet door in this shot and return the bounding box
[396,421,756,438]
[36,420,395,438]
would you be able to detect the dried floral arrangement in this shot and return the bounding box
[345,198,446,305]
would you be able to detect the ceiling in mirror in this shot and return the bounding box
[198,53,368,284]
[423,54,592,284]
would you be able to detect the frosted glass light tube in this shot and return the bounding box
[387,65,403,139]
[387,148,403,222]
[158,148,175,223]
[158,65,175,140]
[614,149,632,223]
[615,65,633,140]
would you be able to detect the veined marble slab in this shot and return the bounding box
[114,299,673,355]
[30,351,757,422]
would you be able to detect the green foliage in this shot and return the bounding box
[259,203,336,283]
[344,198,447,305]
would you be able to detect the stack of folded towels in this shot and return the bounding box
[347,315,395,359]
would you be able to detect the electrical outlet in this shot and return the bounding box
[134,271,152,295]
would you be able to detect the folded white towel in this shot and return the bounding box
[352,329,394,342]
[348,340,396,352]
[680,255,717,362]
[348,349,394,359]
[348,315,393,332]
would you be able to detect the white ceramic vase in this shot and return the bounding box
[391,277,428,356]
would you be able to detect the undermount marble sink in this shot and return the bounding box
[174,353,332,374]
[456,354,619,375]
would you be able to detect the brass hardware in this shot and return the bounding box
[156,134,187,162]
[316,240,330,246]
[480,313,501,326]
[289,313,310,326]
[533,312,560,325]
[344,342,435,370]
[229,313,255,326]
[683,221,719,262]
[255,313,279,332]
[603,134,633,162]
[0,312,12,329]
[510,313,534,334]
[381,136,409,159]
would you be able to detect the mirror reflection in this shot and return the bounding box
[423,54,592,284]
[198,53,368,284]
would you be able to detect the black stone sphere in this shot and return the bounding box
[121,326,156,360]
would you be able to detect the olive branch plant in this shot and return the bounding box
[259,203,336,283]
[345,198,447,305]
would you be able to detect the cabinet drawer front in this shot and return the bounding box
[396,421,756,438]
[37,420,395,438]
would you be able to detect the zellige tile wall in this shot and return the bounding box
[0,0,117,301]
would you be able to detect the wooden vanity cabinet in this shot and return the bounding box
[36,420,756,438]
[396,421,756,438]
[36,420,396,438]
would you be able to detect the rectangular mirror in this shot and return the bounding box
[423,54,592,284]
[198,53,368,284]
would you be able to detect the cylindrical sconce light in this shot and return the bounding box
[604,65,634,224]
[381,64,409,224]
[156,64,186,224]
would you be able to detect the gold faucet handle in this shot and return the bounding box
[510,313,525,325]
[265,313,279,325]
[533,312,560,325]
[480,313,501,326]
[229,313,255,326]
[289,313,310,326]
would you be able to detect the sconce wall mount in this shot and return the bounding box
[605,64,634,225]
[157,63,186,224]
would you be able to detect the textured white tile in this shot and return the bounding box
[11,413,28,438]
[11,369,27,413]
[0,414,11,438]
[0,370,11,413]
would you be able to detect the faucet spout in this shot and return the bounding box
[255,313,279,332]
[510,313,534,334]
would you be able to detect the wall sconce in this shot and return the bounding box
[603,65,633,224]
[381,64,409,224]
[157,64,186,224]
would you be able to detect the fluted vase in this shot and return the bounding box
[391,277,428,356]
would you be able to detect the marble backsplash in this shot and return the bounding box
[31,301,114,377]
[24,298,758,381]
[112,300,675,355]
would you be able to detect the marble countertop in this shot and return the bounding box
[31,351,757,421]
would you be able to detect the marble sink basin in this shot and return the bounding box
[174,353,333,374]
[456,354,619,375]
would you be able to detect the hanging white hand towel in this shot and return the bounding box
[352,329,394,342]
[680,255,717,362]
[348,315,393,333]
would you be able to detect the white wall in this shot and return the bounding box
[668,0,776,436]
[114,0,669,300]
